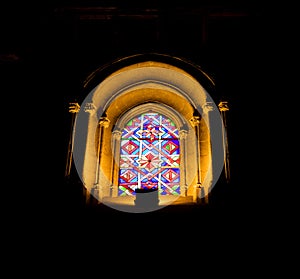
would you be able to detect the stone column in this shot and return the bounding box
[201,101,217,204]
[179,129,188,196]
[81,102,97,205]
[110,129,122,197]
[92,115,110,202]
[218,101,230,183]
[190,113,202,202]
[65,102,80,177]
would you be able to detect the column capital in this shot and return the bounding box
[190,116,201,127]
[112,129,122,138]
[84,102,95,113]
[218,101,229,112]
[68,102,80,113]
[99,116,110,128]
[202,102,214,114]
[179,129,188,139]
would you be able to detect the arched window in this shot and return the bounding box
[70,58,224,210]
[118,112,180,196]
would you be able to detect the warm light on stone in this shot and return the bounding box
[68,60,227,213]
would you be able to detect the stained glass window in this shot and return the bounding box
[118,112,180,196]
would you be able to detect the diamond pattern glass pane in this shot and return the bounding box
[118,113,180,196]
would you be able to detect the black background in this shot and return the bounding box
[1,0,282,246]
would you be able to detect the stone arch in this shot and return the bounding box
[72,55,225,208]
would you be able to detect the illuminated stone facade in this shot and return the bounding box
[67,59,229,208]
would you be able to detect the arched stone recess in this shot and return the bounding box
[73,60,224,204]
[111,102,191,198]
